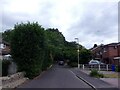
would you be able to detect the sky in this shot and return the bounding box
[0,0,119,49]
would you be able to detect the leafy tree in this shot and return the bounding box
[2,29,14,43]
[93,44,97,48]
[11,22,45,78]
[64,41,91,65]
[79,49,92,64]
[64,41,77,61]
[45,28,65,61]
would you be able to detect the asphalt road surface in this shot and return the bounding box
[18,64,93,89]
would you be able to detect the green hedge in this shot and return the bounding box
[0,60,2,76]
[68,62,78,67]
[2,60,11,76]
[11,22,47,79]
[115,65,120,72]
[90,69,104,78]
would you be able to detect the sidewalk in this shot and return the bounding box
[80,69,119,88]
[71,68,119,89]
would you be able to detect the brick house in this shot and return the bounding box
[90,42,120,65]
[0,40,11,56]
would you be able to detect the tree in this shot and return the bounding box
[45,28,65,62]
[93,44,97,48]
[11,22,45,78]
[79,49,92,64]
[2,29,14,43]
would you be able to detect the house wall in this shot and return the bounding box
[91,46,101,60]
[108,46,118,57]
[91,43,120,65]
[118,45,120,56]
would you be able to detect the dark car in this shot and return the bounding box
[58,61,64,65]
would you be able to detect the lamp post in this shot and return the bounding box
[75,38,80,68]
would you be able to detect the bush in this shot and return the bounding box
[11,22,45,79]
[90,69,104,78]
[41,49,52,71]
[115,65,120,72]
[98,73,104,78]
[90,69,98,77]
[68,62,78,67]
[0,60,2,76]
[2,60,11,76]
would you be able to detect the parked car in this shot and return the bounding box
[89,59,104,65]
[58,61,64,65]
[3,54,12,60]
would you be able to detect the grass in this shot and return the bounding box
[89,69,104,78]
[104,73,120,78]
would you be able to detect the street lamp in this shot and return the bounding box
[75,38,80,68]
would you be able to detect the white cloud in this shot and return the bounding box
[1,0,119,48]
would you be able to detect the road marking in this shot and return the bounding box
[69,70,97,90]
[69,70,80,80]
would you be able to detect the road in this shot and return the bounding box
[18,64,93,89]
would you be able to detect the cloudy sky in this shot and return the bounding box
[1,0,119,49]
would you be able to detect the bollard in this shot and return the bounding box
[83,64,84,70]
[106,64,108,71]
[98,64,101,71]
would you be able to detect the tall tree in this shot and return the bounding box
[79,49,92,64]
[11,22,45,78]
[2,29,13,43]
[45,28,65,61]
[93,44,97,48]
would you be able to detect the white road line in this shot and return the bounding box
[69,70,80,80]
[69,70,97,90]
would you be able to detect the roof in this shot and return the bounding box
[90,42,120,51]
[104,43,118,47]
[90,44,103,51]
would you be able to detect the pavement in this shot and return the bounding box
[80,69,120,88]
[71,68,119,90]
[100,78,119,88]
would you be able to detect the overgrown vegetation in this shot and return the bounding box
[90,69,104,78]
[2,22,92,79]
[0,60,2,76]
[2,60,11,76]
[68,62,78,67]
[115,65,120,72]
[11,22,46,78]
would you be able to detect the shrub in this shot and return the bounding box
[2,60,11,76]
[90,69,98,77]
[0,60,2,76]
[90,69,104,78]
[11,22,45,79]
[115,65,120,72]
[98,73,104,78]
[68,62,78,67]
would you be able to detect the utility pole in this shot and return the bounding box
[75,38,80,68]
